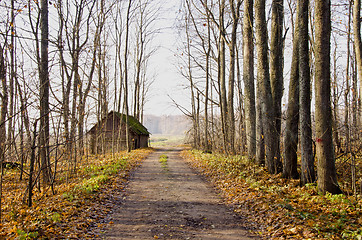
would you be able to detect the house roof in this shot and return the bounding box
[88,111,150,135]
[112,111,150,135]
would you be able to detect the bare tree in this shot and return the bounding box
[331,38,342,154]
[243,0,256,160]
[299,0,315,185]
[124,0,133,152]
[133,0,158,122]
[270,0,284,170]
[314,0,342,194]
[0,44,8,221]
[225,0,242,154]
[255,0,276,172]
[353,0,362,127]
[218,0,228,152]
[344,0,352,153]
[7,0,16,161]
[204,0,212,152]
[283,2,300,179]
[56,0,97,168]
[39,0,51,184]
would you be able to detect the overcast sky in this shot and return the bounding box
[142,1,190,116]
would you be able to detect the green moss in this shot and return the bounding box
[114,112,150,135]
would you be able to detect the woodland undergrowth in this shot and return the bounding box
[0,148,153,239]
[182,150,362,240]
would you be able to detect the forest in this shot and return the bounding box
[177,0,361,194]
[0,0,361,239]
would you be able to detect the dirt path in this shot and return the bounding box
[103,147,257,240]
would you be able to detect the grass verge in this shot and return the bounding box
[1,148,154,239]
[182,150,362,239]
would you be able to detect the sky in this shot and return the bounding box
[142,1,190,116]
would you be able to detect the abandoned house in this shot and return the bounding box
[88,111,150,154]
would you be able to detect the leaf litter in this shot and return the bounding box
[181,150,362,239]
[0,148,153,239]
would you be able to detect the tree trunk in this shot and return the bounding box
[243,0,256,160]
[27,121,38,207]
[134,6,145,121]
[236,44,246,154]
[0,44,8,221]
[39,0,51,185]
[218,0,228,153]
[124,0,132,152]
[204,1,211,152]
[57,0,73,163]
[255,0,275,172]
[314,0,342,194]
[332,42,341,154]
[7,0,16,161]
[256,81,265,165]
[353,0,362,128]
[352,55,358,131]
[226,0,242,154]
[270,0,284,170]
[298,0,315,185]
[78,0,103,156]
[283,2,300,179]
[344,1,352,153]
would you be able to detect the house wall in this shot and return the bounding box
[89,115,149,154]
[140,135,149,148]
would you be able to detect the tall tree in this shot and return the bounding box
[299,0,315,185]
[243,0,256,160]
[56,0,97,168]
[354,0,362,127]
[133,0,146,121]
[255,0,276,173]
[77,0,107,156]
[39,0,51,184]
[314,0,342,194]
[124,0,132,152]
[204,0,211,152]
[0,44,8,222]
[7,0,15,159]
[283,2,300,179]
[331,39,341,154]
[270,0,284,169]
[226,0,242,154]
[344,0,352,153]
[218,0,228,152]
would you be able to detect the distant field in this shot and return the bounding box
[149,134,186,147]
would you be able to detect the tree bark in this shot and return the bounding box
[255,0,275,172]
[283,2,300,179]
[270,0,284,171]
[344,1,352,153]
[134,2,145,121]
[218,0,228,153]
[353,0,362,128]
[205,0,211,152]
[39,0,51,185]
[314,0,342,194]
[256,78,265,165]
[124,0,132,152]
[332,42,341,154]
[298,0,315,185]
[243,0,256,160]
[226,0,242,154]
[7,0,15,161]
[0,44,8,221]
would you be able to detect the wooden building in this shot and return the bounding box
[88,111,150,154]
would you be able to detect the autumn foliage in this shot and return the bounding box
[182,150,362,239]
[0,148,153,239]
